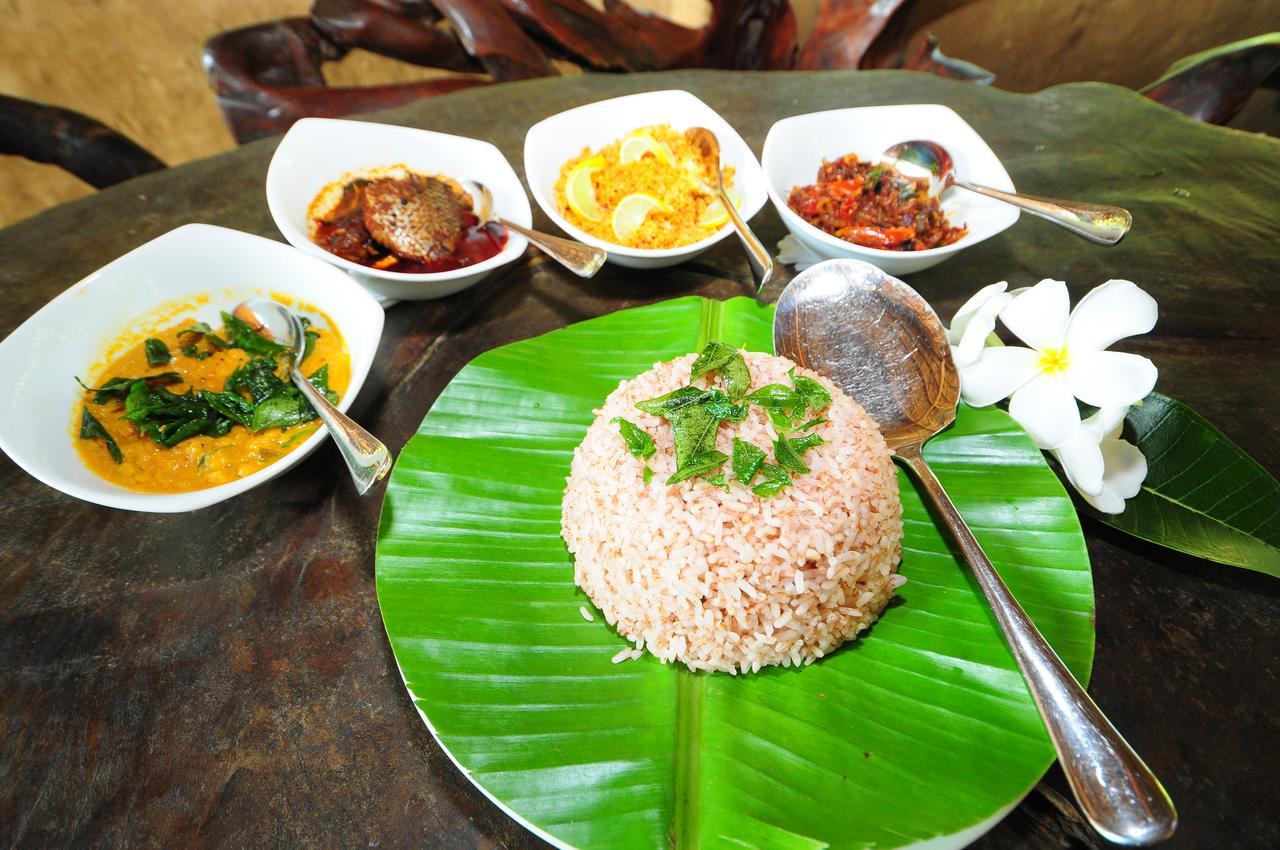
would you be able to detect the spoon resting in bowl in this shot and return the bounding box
[685,126,773,293]
[460,179,605,278]
[880,139,1132,245]
[233,299,391,495]
[773,259,1176,847]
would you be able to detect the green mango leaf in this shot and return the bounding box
[1089,391,1280,577]
[376,297,1094,850]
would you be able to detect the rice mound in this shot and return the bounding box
[561,351,904,674]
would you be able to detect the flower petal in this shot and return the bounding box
[1066,350,1158,407]
[953,293,1014,366]
[1080,405,1130,441]
[1101,437,1147,500]
[957,346,1041,407]
[948,281,1009,344]
[999,279,1069,351]
[1008,372,1081,449]
[1082,484,1128,514]
[1052,432,1106,497]
[1064,279,1158,353]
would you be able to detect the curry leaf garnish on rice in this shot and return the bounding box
[751,463,791,498]
[635,386,711,417]
[702,389,749,422]
[774,435,811,474]
[689,341,753,402]
[689,342,738,381]
[723,355,751,401]
[775,432,827,474]
[791,369,833,413]
[79,408,122,463]
[667,450,730,484]
[732,438,766,486]
[633,345,836,494]
[671,405,719,468]
[611,417,656,460]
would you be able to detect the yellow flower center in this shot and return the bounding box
[1039,347,1071,375]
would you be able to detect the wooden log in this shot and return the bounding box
[0,94,165,189]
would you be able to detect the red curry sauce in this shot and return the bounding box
[787,154,967,251]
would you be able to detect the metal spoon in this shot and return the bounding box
[233,299,391,495]
[773,259,1176,846]
[879,140,1132,245]
[684,127,773,293]
[460,180,605,278]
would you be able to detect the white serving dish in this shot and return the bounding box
[762,104,1019,276]
[523,89,768,270]
[0,224,385,512]
[267,117,531,301]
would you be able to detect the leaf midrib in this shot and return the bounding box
[669,297,725,849]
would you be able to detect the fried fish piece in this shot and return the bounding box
[361,174,468,262]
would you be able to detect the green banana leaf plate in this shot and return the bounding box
[376,296,1095,850]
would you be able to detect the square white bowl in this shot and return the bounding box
[763,104,1019,276]
[0,224,385,512]
[523,89,769,269]
[267,117,531,301]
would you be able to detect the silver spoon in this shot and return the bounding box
[460,180,605,278]
[233,299,391,495]
[773,259,1176,847]
[879,140,1132,245]
[684,127,773,293]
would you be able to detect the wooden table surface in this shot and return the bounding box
[1,71,1277,849]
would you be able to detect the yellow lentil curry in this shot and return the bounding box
[554,124,739,250]
[76,307,350,493]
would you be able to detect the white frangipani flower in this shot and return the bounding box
[1051,406,1147,514]
[947,281,1014,367]
[960,279,1158,450]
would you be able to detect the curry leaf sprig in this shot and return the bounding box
[615,342,833,495]
[76,315,337,463]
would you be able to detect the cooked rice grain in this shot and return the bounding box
[561,352,904,674]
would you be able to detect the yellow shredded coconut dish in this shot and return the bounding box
[554,124,739,249]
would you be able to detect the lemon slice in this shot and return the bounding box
[620,132,674,166]
[612,193,667,242]
[565,156,606,222]
[697,186,743,229]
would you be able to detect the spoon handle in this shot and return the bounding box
[720,189,773,294]
[955,180,1132,245]
[896,445,1176,846]
[291,371,392,496]
[497,218,606,278]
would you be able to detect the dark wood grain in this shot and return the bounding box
[0,70,1277,849]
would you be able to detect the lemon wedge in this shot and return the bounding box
[612,193,667,242]
[620,132,674,166]
[697,186,743,229]
[565,156,606,222]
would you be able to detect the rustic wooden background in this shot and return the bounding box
[2,0,1278,226]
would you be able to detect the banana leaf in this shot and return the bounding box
[376,296,1095,849]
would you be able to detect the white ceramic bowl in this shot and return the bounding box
[0,224,385,512]
[763,104,1019,276]
[267,117,531,301]
[523,89,768,270]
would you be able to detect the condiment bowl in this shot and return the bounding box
[267,117,532,301]
[762,104,1019,276]
[523,89,769,270]
[0,224,385,512]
